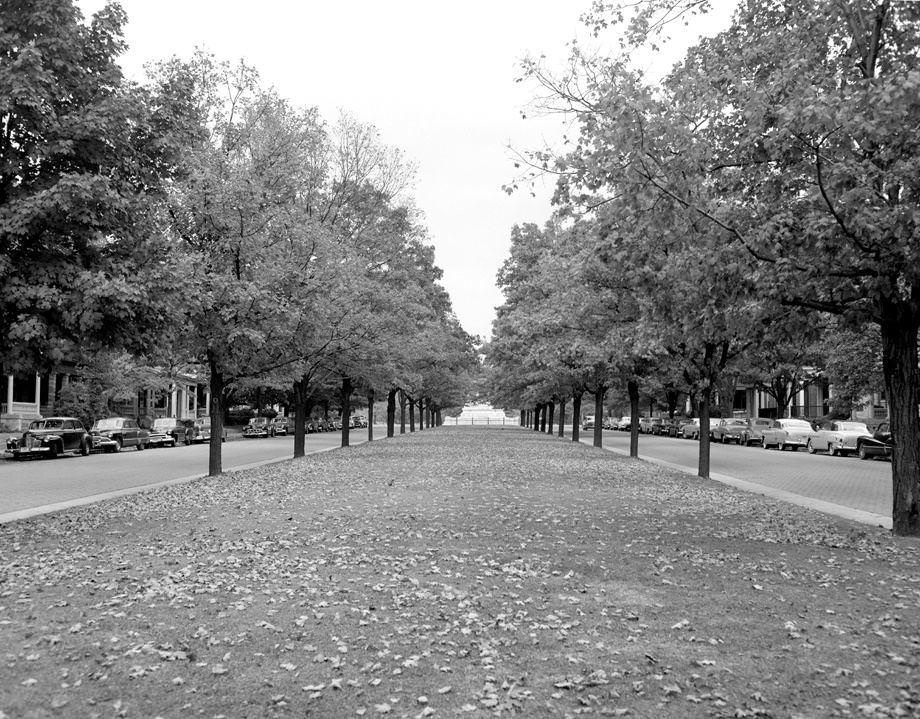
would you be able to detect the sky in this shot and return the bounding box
[77,0,733,342]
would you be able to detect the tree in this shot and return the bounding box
[0,0,197,374]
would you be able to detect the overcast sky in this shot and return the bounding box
[77,0,732,342]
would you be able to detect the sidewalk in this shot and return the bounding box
[1,427,918,718]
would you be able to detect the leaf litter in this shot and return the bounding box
[0,426,919,717]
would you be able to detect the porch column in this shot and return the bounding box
[5,375,12,414]
[34,373,41,415]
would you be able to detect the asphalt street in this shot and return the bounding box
[578,429,891,521]
[0,432,369,519]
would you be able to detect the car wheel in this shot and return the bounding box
[115,437,123,452]
[778,442,785,451]
[48,442,59,459]
[807,440,816,454]
[80,438,90,456]
[761,436,769,449]
[859,445,870,460]
[828,443,837,457]
[721,435,729,444]
[136,441,145,451]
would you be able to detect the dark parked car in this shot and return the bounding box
[857,422,892,460]
[187,417,227,444]
[148,417,192,448]
[243,416,276,438]
[6,417,91,459]
[273,416,289,436]
[90,417,150,452]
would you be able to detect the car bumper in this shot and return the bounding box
[91,436,119,451]
[147,435,174,447]
[242,431,268,438]
[6,446,53,458]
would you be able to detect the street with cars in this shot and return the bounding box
[0,432,369,519]
[580,427,892,519]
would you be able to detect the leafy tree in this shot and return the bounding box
[0,0,197,374]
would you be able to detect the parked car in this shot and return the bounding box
[741,418,774,446]
[273,416,289,436]
[354,415,369,428]
[639,417,663,434]
[760,418,816,451]
[582,416,595,430]
[187,417,227,444]
[679,418,701,439]
[6,417,91,459]
[615,415,632,430]
[148,417,191,448]
[90,417,150,452]
[661,417,687,437]
[857,422,892,460]
[711,418,750,444]
[243,416,276,438]
[808,420,873,457]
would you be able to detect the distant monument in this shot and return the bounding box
[450,402,511,425]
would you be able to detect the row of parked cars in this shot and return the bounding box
[586,415,892,460]
[5,412,370,459]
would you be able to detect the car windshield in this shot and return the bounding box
[29,419,64,430]
[836,422,870,433]
[726,419,747,426]
[780,420,813,429]
[153,419,174,429]
[93,418,123,430]
[249,418,267,426]
[195,418,210,427]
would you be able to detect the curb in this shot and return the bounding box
[0,443,343,525]
[600,445,892,530]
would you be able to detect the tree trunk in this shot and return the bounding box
[386,388,396,438]
[367,388,374,442]
[533,404,540,432]
[409,398,416,432]
[539,404,547,432]
[628,379,640,458]
[436,408,442,426]
[665,388,680,419]
[520,409,526,426]
[557,398,566,437]
[399,389,406,434]
[698,385,712,479]
[207,351,224,477]
[593,388,605,448]
[881,308,920,535]
[340,376,353,448]
[292,375,314,459]
[417,397,424,432]
[572,391,582,442]
[546,402,555,434]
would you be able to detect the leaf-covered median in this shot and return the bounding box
[1,428,918,718]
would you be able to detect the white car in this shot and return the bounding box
[615,415,632,430]
[808,421,873,457]
[760,418,816,451]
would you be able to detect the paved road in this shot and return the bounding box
[576,430,892,520]
[0,432,371,519]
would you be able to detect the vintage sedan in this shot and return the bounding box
[760,418,816,451]
[187,417,227,443]
[679,418,701,439]
[857,422,892,460]
[90,417,150,452]
[6,417,91,459]
[615,415,632,431]
[149,417,191,447]
[808,420,874,457]
[242,416,276,438]
[711,418,750,444]
[273,416,289,436]
[741,418,774,446]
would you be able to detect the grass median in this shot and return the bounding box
[1,426,918,718]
